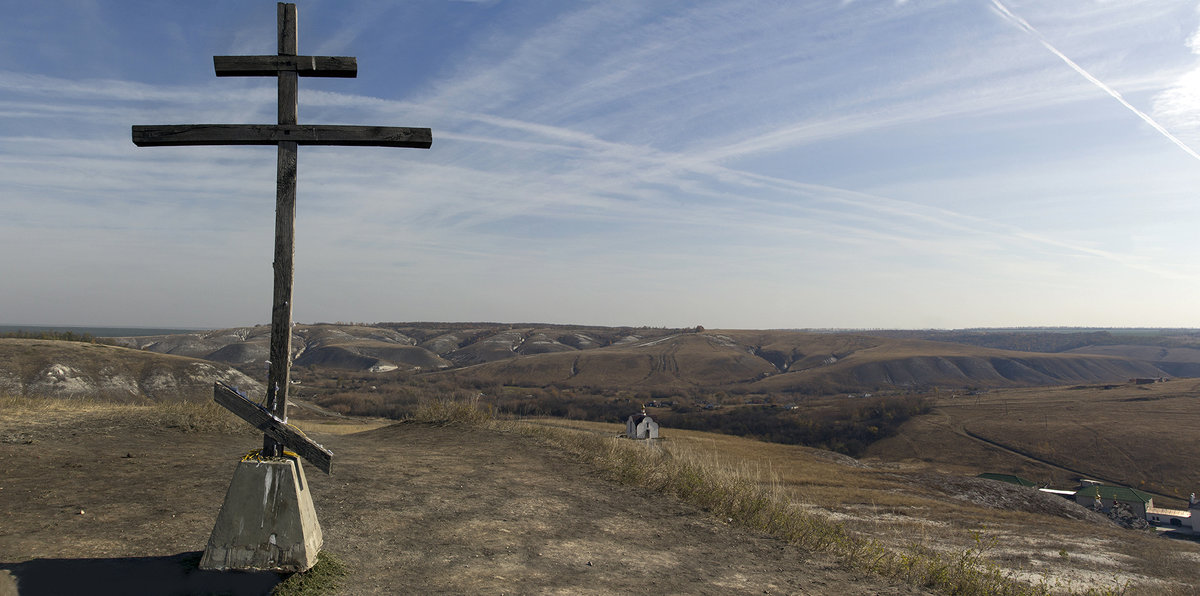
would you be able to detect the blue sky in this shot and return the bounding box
[4,0,1200,330]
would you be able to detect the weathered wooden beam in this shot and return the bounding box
[132,124,433,148]
[263,3,301,459]
[213,382,333,474]
[264,143,298,457]
[279,3,297,57]
[214,56,357,77]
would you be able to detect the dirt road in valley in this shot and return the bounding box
[0,410,928,595]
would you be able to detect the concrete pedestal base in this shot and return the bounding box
[199,456,322,572]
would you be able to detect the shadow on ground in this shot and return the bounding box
[0,551,281,596]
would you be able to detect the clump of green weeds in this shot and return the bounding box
[271,551,349,596]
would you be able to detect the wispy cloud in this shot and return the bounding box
[5,1,1200,327]
[4,60,1189,288]
[1153,6,1200,145]
[990,0,1200,163]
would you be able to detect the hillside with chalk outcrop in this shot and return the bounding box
[0,339,260,402]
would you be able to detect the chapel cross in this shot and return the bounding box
[134,3,430,475]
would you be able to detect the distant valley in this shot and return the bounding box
[100,323,1179,394]
[4,323,1195,464]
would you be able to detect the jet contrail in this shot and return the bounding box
[991,0,1200,163]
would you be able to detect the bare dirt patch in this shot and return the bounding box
[0,404,925,595]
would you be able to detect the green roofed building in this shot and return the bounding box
[1074,485,1154,518]
[977,473,1038,488]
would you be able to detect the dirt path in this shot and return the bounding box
[0,409,927,595]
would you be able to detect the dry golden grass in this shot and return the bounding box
[515,417,1199,594]
[508,419,1044,595]
[0,394,252,436]
[406,395,494,425]
[289,419,392,435]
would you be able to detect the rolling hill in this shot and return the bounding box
[1065,344,1200,378]
[744,336,1167,394]
[440,328,1168,393]
[0,338,260,402]
[102,324,1174,395]
[106,324,452,374]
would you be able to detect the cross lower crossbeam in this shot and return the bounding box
[213,382,333,474]
[132,124,432,148]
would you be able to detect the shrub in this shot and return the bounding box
[408,396,493,425]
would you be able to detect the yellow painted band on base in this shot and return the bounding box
[241,448,300,463]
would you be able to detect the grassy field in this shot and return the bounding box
[521,416,1200,593]
[865,379,1200,505]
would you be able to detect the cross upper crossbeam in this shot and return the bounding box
[132,124,432,148]
[214,55,356,77]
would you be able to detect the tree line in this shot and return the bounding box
[1,330,95,343]
[295,368,933,457]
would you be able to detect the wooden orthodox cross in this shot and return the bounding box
[134,3,430,474]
